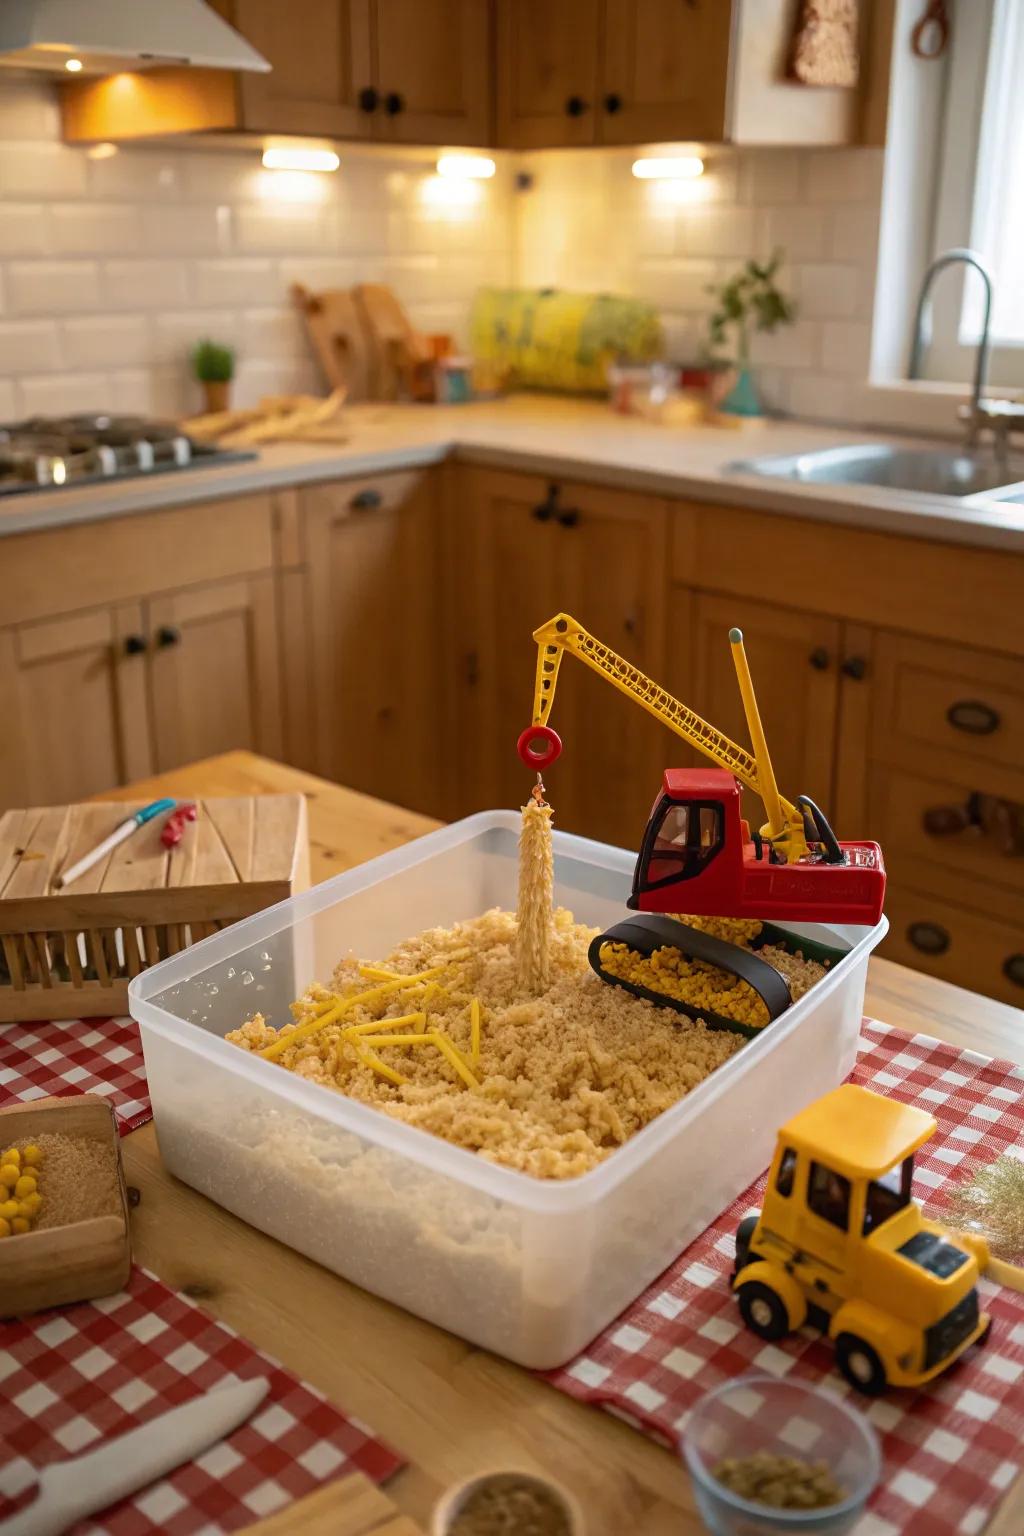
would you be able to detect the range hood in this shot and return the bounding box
[0,0,270,74]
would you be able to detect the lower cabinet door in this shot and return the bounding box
[147,575,283,773]
[0,602,151,809]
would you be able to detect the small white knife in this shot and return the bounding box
[2,1376,270,1536]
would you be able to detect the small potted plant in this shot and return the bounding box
[192,338,235,414]
[706,251,796,417]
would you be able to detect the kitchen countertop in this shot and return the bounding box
[96,750,1024,1536]
[6,396,1024,552]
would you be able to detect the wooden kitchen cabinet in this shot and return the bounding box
[600,0,733,144]
[496,0,602,149]
[234,0,373,138]
[147,576,284,773]
[301,469,444,816]
[371,0,493,146]
[448,465,668,847]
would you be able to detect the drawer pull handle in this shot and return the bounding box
[1003,954,1024,989]
[358,86,379,113]
[565,95,588,117]
[557,508,580,528]
[808,646,830,671]
[532,484,559,522]
[841,655,867,680]
[603,92,622,113]
[947,699,1000,735]
[384,91,404,116]
[907,920,950,956]
[156,625,182,649]
[122,634,147,656]
[350,488,382,511]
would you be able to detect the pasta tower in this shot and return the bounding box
[516,792,554,993]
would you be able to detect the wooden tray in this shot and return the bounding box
[240,1471,425,1535]
[0,1094,131,1317]
[0,795,308,1021]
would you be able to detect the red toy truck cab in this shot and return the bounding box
[628,769,886,927]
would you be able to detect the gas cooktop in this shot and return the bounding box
[0,413,255,496]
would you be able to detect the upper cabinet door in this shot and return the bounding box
[371,0,492,145]
[236,0,374,137]
[497,0,602,148]
[599,0,732,144]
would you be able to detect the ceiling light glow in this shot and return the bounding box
[262,146,340,173]
[631,155,704,180]
[64,57,83,72]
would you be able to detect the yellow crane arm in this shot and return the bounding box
[530,613,808,858]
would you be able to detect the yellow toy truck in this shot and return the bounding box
[732,1084,1010,1395]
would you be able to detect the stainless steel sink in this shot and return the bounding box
[727,443,1024,499]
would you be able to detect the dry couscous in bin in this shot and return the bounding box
[129,812,887,1369]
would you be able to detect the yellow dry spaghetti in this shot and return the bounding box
[516,797,554,993]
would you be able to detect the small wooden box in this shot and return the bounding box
[0,1095,132,1318]
[0,795,309,1021]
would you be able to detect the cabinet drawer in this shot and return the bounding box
[299,470,431,524]
[882,885,1024,1008]
[870,764,1024,899]
[873,632,1024,788]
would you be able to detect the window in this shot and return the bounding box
[807,1161,851,1232]
[921,0,1024,388]
[776,1146,798,1198]
[636,799,723,891]
[863,1157,914,1236]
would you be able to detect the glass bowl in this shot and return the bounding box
[681,1375,881,1535]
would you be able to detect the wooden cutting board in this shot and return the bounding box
[353,283,430,401]
[239,1471,427,1535]
[293,283,373,400]
[0,795,308,1020]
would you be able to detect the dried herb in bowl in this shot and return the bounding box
[713,1451,845,1510]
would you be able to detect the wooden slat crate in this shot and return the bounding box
[0,795,309,1021]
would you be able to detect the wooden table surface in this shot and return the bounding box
[95,750,1024,1536]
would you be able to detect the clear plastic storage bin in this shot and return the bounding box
[130,812,887,1369]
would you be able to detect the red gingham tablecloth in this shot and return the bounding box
[544,1021,1024,1536]
[0,1266,403,1535]
[0,1016,150,1133]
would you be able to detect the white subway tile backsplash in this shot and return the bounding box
[110,365,188,419]
[0,141,87,198]
[759,206,828,261]
[234,203,328,255]
[50,202,142,255]
[154,311,240,366]
[233,358,321,407]
[142,204,231,255]
[738,150,802,206]
[804,149,883,205]
[193,258,280,306]
[0,80,60,141]
[676,206,756,259]
[831,204,882,267]
[277,257,360,292]
[18,372,110,416]
[787,371,856,422]
[749,321,820,370]
[62,315,151,368]
[635,258,718,312]
[7,261,100,315]
[0,204,47,255]
[821,320,873,375]
[238,307,307,358]
[101,259,189,309]
[0,378,16,418]
[0,320,62,374]
[87,150,180,200]
[795,262,862,319]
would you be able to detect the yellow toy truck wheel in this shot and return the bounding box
[835,1333,888,1396]
[736,1279,791,1341]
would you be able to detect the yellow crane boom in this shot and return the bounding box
[530,612,810,861]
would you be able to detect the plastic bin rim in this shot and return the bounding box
[130,810,889,1214]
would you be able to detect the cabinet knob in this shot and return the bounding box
[532,484,559,522]
[350,487,383,511]
[907,920,951,956]
[123,634,147,656]
[565,95,588,117]
[557,508,580,528]
[358,86,379,113]
[808,646,830,671]
[947,699,1000,735]
[603,92,622,113]
[1003,953,1024,989]
[384,91,404,115]
[841,655,867,680]
[156,625,182,649]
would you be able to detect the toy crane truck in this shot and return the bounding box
[733,1084,1024,1394]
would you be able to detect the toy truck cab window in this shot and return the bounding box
[863,1157,914,1236]
[635,798,723,893]
[776,1146,798,1197]
[808,1160,851,1232]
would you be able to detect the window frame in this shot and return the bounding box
[633,795,724,895]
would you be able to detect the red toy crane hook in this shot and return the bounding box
[517,724,563,771]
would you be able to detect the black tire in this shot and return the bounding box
[737,1280,790,1341]
[835,1333,887,1396]
[733,1214,759,1278]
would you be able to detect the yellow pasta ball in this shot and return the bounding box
[19,1194,42,1218]
[21,1145,42,1167]
[0,1217,10,1238]
[0,1164,20,1189]
[0,1199,18,1220]
[14,1174,37,1199]
[11,1216,30,1234]
[1,1148,20,1167]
